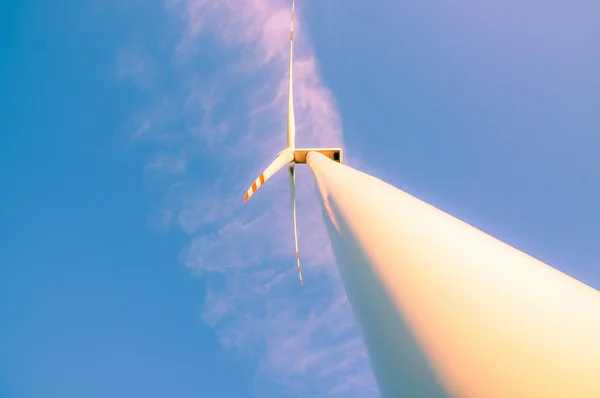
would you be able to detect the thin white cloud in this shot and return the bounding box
[119,0,378,396]
[144,153,187,175]
[116,37,158,92]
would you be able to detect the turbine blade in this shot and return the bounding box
[244,150,294,202]
[286,0,296,149]
[288,164,303,286]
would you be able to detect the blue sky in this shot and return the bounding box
[1,0,599,397]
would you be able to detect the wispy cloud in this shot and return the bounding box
[116,35,158,93]
[119,0,378,396]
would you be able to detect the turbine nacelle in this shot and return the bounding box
[293,148,342,164]
[276,148,343,163]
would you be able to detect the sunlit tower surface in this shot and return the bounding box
[244,2,600,397]
[307,151,600,397]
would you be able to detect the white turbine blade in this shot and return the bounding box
[244,150,294,202]
[288,164,303,286]
[286,0,296,149]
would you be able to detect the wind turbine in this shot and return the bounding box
[242,1,600,396]
[243,0,343,286]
